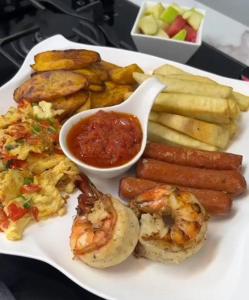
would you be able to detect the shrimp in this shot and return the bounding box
[130,185,208,263]
[70,175,117,256]
[70,175,139,269]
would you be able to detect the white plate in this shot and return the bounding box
[0,35,249,300]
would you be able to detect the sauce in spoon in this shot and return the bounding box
[67,110,142,168]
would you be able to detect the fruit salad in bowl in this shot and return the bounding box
[131,1,205,63]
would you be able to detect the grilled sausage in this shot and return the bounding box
[144,143,242,170]
[119,177,232,215]
[136,159,246,196]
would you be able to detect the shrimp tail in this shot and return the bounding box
[76,174,103,215]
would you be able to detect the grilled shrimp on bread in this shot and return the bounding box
[70,175,139,268]
[130,185,208,264]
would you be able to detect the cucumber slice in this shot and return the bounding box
[139,15,158,35]
[171,3,185,15]
[160,6,179,24]
[182,9,193,20]
[187,10,204,31]
[156,19,164,29]
[144,3,164,19]
[156,29,169,38]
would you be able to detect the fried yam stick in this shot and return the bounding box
[133,72,232,98]
[148,121,218,151]
[153,93,235,124]
[150,112,230,148]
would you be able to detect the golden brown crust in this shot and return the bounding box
[73,68,107,84]
[135,230,206,264]
[32,49,101,71]
[90,84,134,108]
[109,64,144,85]
[14,71,88,102]
[52,91,89,120]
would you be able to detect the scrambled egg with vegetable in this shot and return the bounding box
[0,101,79,240]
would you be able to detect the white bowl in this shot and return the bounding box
[131,1,205,63]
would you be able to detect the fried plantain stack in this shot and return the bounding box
[14,49,143,120]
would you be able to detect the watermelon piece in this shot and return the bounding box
[166,16,187,37]
[185,25,197,42]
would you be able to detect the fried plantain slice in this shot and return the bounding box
[76,97,91,113]
[74,61,120,85]
[104,81,117,90]
[74,68,104,84]
[90,85,134,108]
[88,64,109,81]
[32,49,101,71]
[14,71,88,102]
[87,60,121,79]
[110,64,144,85]
[52,91,89,120]
[88,84,105,92]
[98,60,119,71]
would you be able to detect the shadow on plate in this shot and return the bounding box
[103,231,220,277]
[163,232,220,277]
[101,255,148,275]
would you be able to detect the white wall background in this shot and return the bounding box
[198,0,249,26]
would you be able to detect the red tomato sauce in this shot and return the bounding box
[67,111,143,168]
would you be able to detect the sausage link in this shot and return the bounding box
[144,143,242,170]
[136,159,246,196]
[178,186,232,215]
[120,177,161,199]
[119,177,232,215]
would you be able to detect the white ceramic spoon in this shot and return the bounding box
[60,77,165,178]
